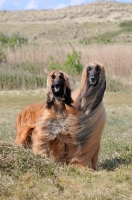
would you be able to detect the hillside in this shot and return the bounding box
[0,2,132,43]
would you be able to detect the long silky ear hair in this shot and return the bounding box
[46,92,54,109]
[80,62,106,113]
[44,69,55,109]
[63,86,74,106]
[61,71,74,107]
[91,68,106,110]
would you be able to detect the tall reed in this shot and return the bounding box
[5,43,132,77]
[1,43,132,90]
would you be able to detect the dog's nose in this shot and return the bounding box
[54,83,60,87]
[54,80,60,86]
[91,77,95,82]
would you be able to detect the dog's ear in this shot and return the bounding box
[45,92,54,109]
[61,72,74,107]
[43,67,48,75]
[91,73,106,111]
[63,86,74,107]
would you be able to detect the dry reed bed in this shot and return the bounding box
[6,43,132,77]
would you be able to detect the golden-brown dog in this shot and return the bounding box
[70,61,106,170]
[32,71,78,163]
[15,70,77,149]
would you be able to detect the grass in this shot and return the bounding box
[0,91,132,199]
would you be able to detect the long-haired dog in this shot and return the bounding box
[70,61,106,170]
[32,71,78,163]
[15,71,77,160]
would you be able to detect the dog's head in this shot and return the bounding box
[80,61,106,111]
[45,70,74,109]
[87,64,100,86]
[81,62,105,89]
[50,71,65,98]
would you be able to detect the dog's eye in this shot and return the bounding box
[51,74,55,79]
[87,66,91,71]
[59,73,64,79]
[59,75,63,79]
[96,65,100,72]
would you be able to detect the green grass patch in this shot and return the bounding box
[80,21,132,44]
[0,92,132,199]
[106,77,132,92]
[0,33,28,48]
[80,30,121,44]
[119,20,132,30]
[0,63,46,90]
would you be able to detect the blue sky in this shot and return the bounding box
[0,0,131,11]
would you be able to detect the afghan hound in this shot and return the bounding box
[31,70,78,163]
[70,61,106,170]
[15,70,77,152]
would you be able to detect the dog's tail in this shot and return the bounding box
[15,113,34,146]
[15,103,46,146]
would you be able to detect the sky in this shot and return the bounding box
[0,0,131,11]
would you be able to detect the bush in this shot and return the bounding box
[0,33,28,48]
[48,48,83,74]
[64,48,83,73]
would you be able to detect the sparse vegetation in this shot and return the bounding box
[119,20,132,30]
[0,63,46,90]
[0,33,28,48]
[0,47,6,63]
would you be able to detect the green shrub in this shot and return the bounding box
[48,48,83,74]
[64,48,83,73]
[0,33,28,48]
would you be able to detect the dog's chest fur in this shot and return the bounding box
[44,114,76,138]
